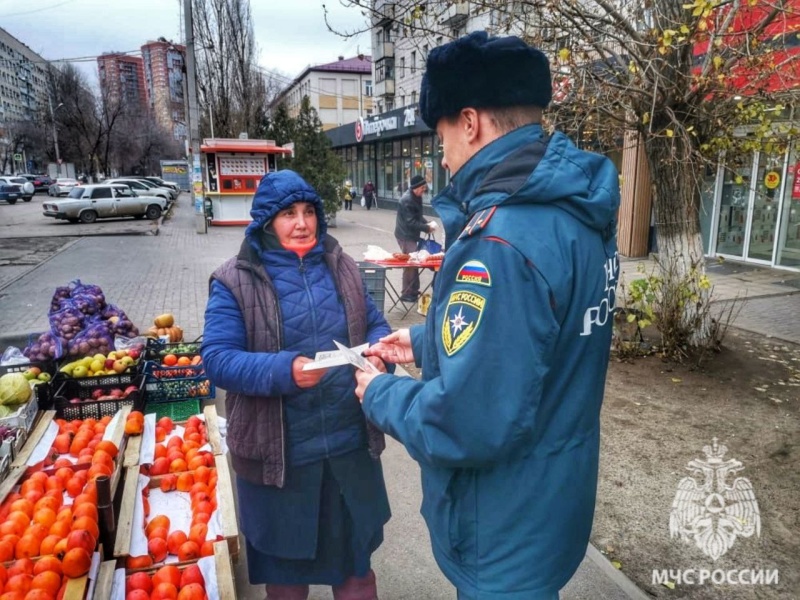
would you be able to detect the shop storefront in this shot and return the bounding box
[326,104,447,210]
[700,141,800,269]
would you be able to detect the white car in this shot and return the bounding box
[0,176,34,201]
[42,184,168,223]
[48,178,80,196]
[106,178,172,201]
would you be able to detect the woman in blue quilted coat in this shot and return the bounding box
[201,170,392,600]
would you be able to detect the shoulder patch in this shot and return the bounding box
[455,260,491,287]
[442,290,486,356]
[458,206,496,240]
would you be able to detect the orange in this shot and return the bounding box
[61,548,92,578]
[162,354,178,367]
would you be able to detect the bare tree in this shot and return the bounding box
[192,0,266,138]
[334,0,800,346]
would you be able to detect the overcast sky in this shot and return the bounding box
[1,0,371,86]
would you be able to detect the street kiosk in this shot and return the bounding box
[201,137,292,225]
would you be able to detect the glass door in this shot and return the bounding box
[776,147,800,267]
[716,154,753,258]
[746,151,784,262]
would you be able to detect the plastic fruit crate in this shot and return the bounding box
[144,337,203,361]
[53,375,146,420]
[142,361,205,380]
[358,261,386,314]
[144,372,215,403]
[144,398,201,421]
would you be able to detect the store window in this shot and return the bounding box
[777,147,800,267]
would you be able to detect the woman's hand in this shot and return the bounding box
[292,356,327,388]
[355,369,383,403]
[365,329,414,364]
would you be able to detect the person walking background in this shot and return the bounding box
[394,174,437,302]
[362,180,377,210]
[355,31,620,600]
[342,180,353,211]
[202,170,392,600]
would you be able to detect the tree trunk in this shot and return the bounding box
[644,132,712,345]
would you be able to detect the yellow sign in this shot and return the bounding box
[764,171,780,190]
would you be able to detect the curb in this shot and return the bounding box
[585,544,651,600]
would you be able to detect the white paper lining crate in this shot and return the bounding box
[357,261,386,314]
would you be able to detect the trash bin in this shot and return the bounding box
[357,262,386,315]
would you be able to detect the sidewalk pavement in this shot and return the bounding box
[1,196,797,598]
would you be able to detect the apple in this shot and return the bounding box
[69,397,82,404]
[23,367,41,380]
[116,349,128,358]
[120,356,135,367]
[128,348,141,360]
[104,359,116,370]
[90,359,104,373]
[91,389,105,401]
[109,388,124,398]
[72,366,88,378]
[37,372,51,382]
[107,351,118,361]
[123,385,139,397]
[112,360,127,374]
[93,353,106,362]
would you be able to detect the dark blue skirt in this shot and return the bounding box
[237,448,390,586]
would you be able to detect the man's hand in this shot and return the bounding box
[427,221,438,232]
[355,368,383,403]
[292,356,327,388]
[364,329,414,364]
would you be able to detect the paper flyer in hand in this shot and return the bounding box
[301,342,369,371]
[333,340,379,373]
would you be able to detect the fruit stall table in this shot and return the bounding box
[367,257,443,318]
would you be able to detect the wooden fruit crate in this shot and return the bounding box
[122,404,224,469]
[95,539,236,599]
[114,453,239,560]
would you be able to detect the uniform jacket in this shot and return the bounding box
[394,188,429,241]
[203,170,390,487]
[363,124,620,598]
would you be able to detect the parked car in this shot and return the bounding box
[106,178,172,201]
[48,178,80,196]
[0,176,34,201]
[141,176,180,193]
[42,184,168,223]
[0,182,22,204]
[17,173,53,192]
[119,177,178,200]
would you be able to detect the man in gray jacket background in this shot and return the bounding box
[394,174,437,302]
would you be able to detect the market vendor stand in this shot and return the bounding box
[365,257,443,318]
[201,137,292,226]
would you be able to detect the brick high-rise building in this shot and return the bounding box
[97,53,147,109]
[141,40,186,141]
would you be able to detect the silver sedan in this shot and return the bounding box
[48,178,80,196]
[42,184,167,223]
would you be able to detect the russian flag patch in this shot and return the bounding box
[455,260,491,287]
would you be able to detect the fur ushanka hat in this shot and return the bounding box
[419,31,552,129]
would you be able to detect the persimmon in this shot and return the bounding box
[38,534,61,556]
[61,548,92,578]
[52,538,68,560]
[4,573,32,595]
[145,515,170,538]
[159,475,177,493]
[168,459,187,474]
[71,517,99,541]
[9,499,35,519]
[0,562,6,588]
[166,530,187,556]
[177,540,200,562]
[179,564,205,589]
[176,473,194,492]
[157,417,174,434]
[76,455,93,466]
[166,436,182,450]
[32,508,57,531]
[150,457,170,477]
[6,512,30,535]
[0,592,25,600]
[19,481,43,498]
[152,565,181,589]
[91,449,114,467]
[55,507,73,523]
[147,527,169,542]
[0,538,15,562]
[199,540,215,557]
[155,427,166,443]
[142,497,150,517]
[154,444,167,459]
[23,590,53,600]
[124,555,153,570]
[87,464,112,481]
[151,582,178,600]
[148,537,168,563]
[81,481,98,503]
[23,523,48,543]
[34,496,60,515]
[176,356,191,366]
[64,477,84,499]
[177,583,205,600]
[30,570,61,596]
[71,503,98,522]
[7,558,34,578]
[126,590,150,600]
[126,571,153,594]
[14,535,40,560]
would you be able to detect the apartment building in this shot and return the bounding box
[270,55,373,130]
[0,27,50,172]
[97,53,147,109]
[141,40,186,141]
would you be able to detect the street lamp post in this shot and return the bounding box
[48,97,64,178]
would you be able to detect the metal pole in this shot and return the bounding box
[183,0,207,234]
[48,96,62,178]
